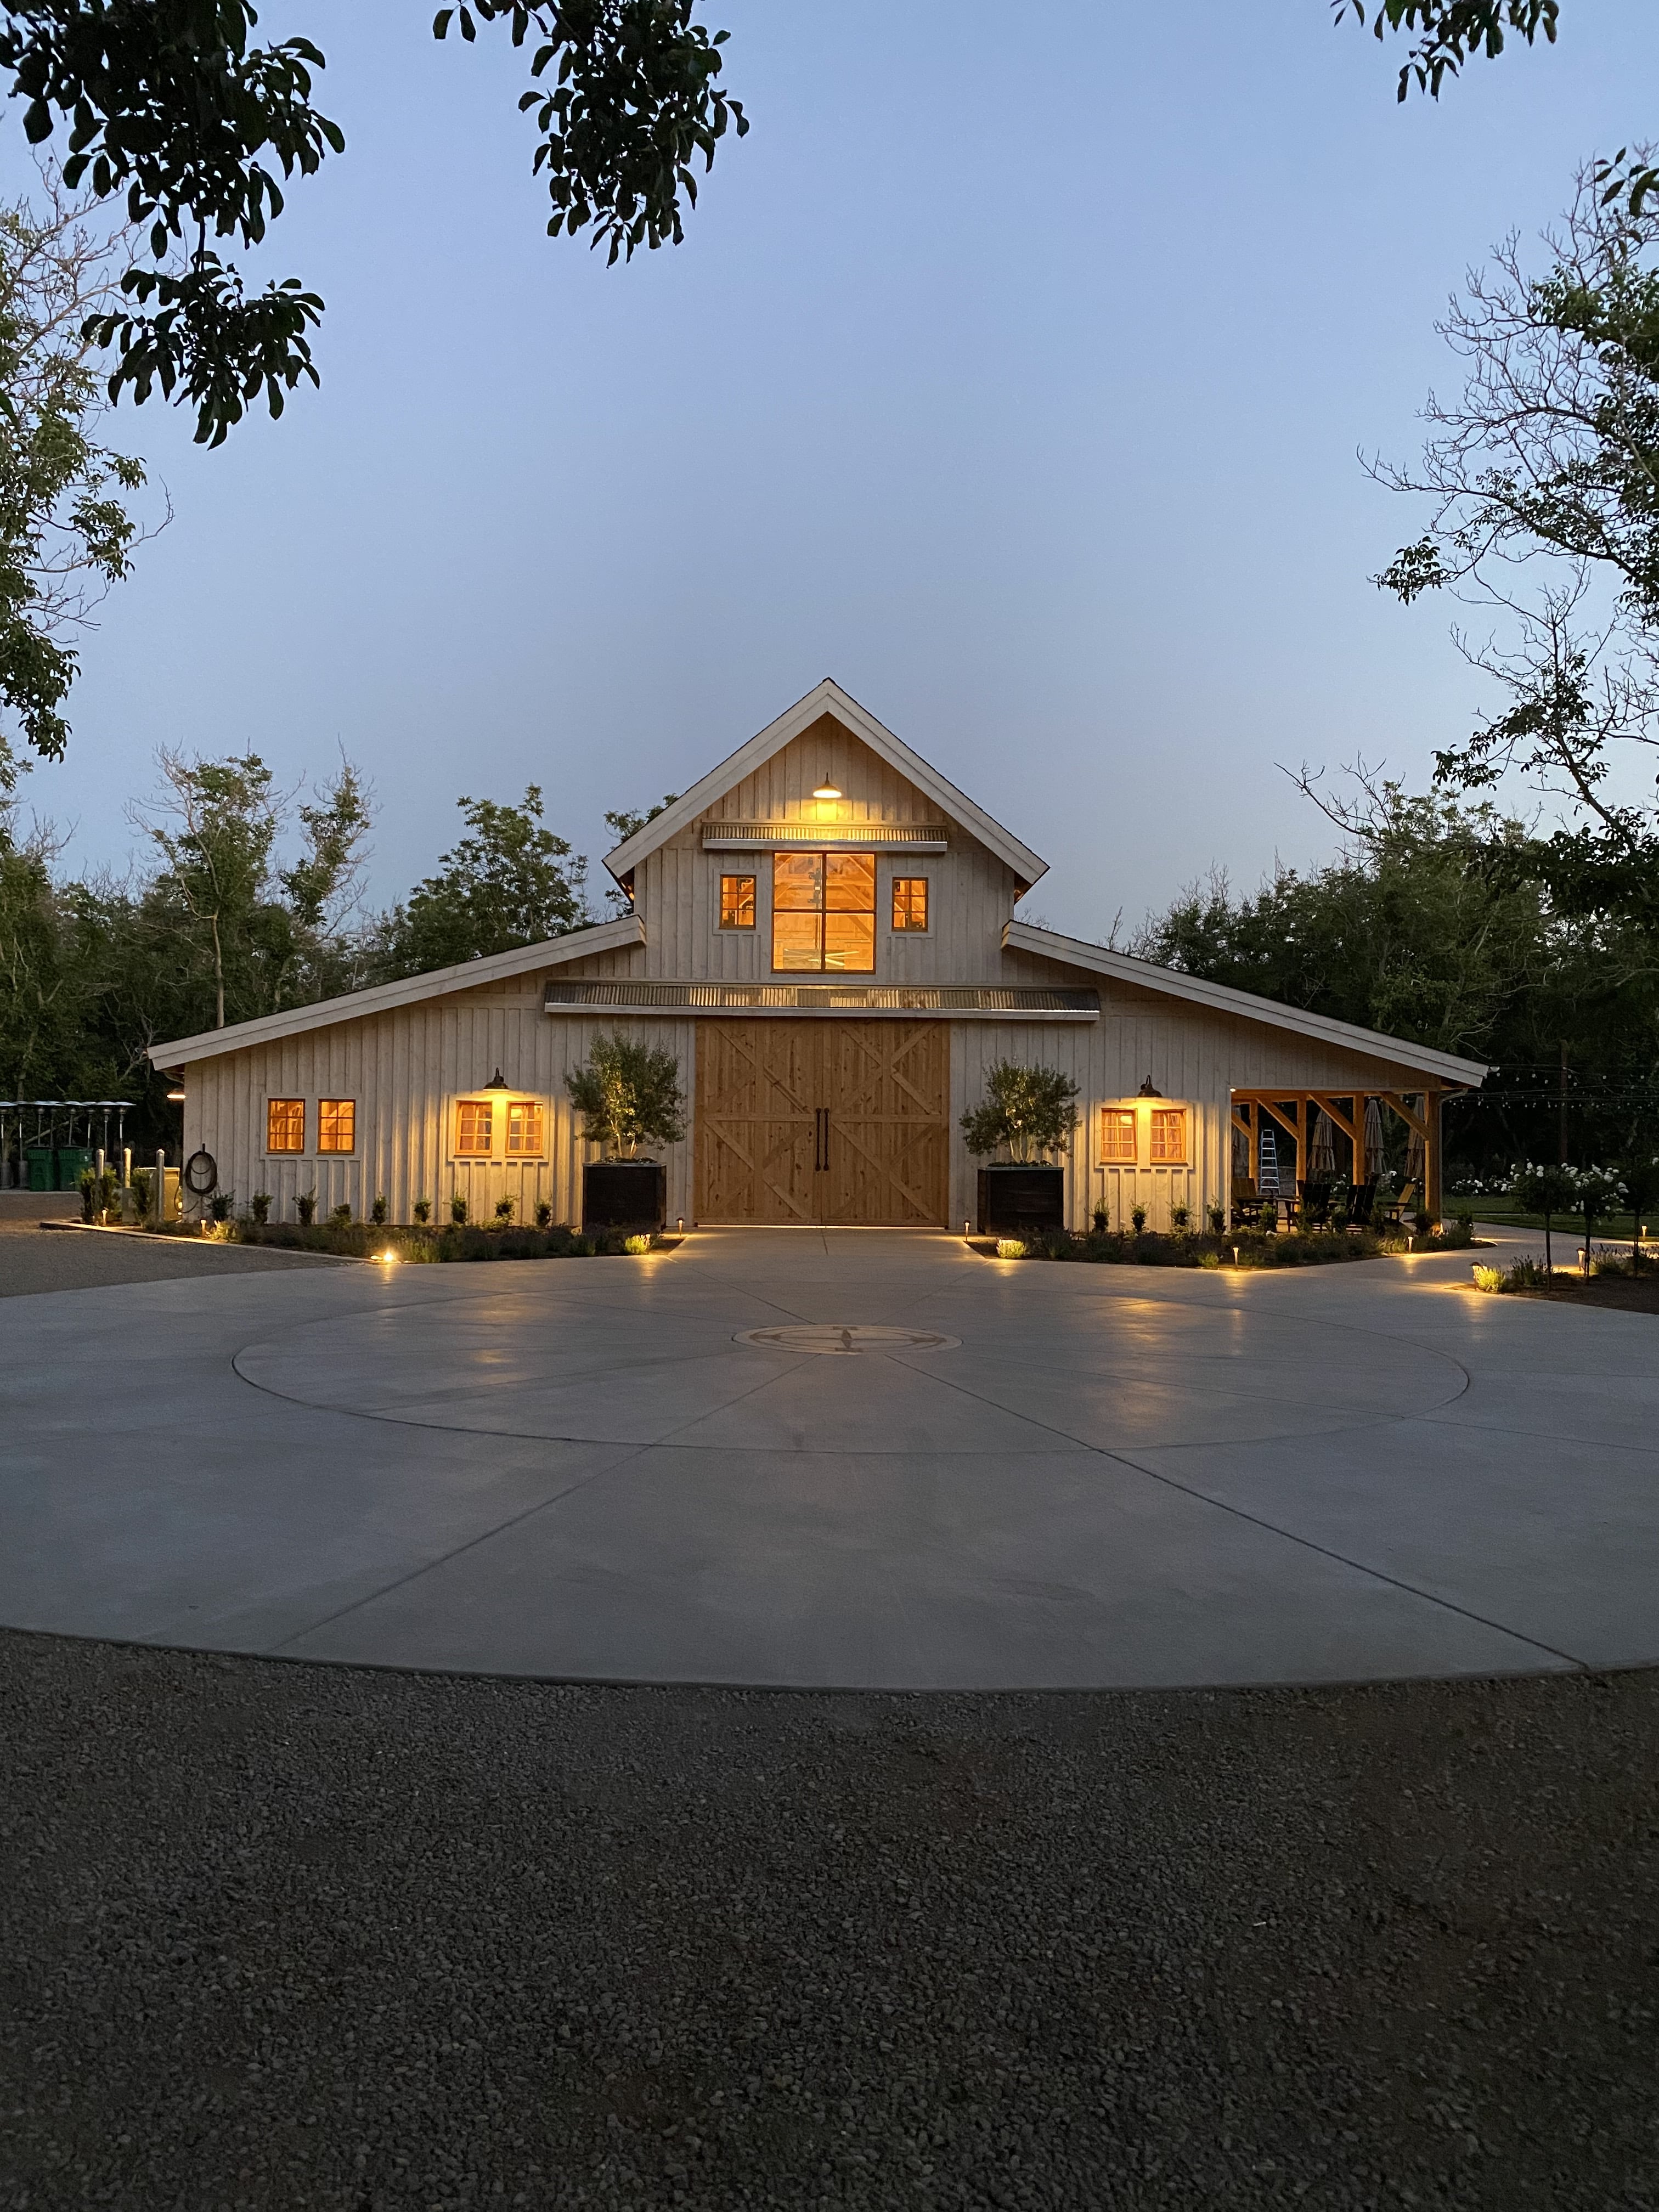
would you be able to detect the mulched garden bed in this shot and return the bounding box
[1501,1268,1659,1315]
[104,1221,679,1261]
[981,1223,1475,1269]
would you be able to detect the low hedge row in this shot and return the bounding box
[157,1221,664,1261]
[1001,1217,1473,1267]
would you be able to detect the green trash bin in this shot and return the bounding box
[25,1146,54,1192]
[55,1146,93,1192]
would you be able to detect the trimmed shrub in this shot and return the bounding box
[450,1192,468,1226]
[495,1195,516,1225]
[534,1200,553,1229]
[297,1191,317,1225]
[250,1192,272,1224]
[370,1194,388,1226]
[413,1197,432,1224]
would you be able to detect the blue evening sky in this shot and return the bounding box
[20,0,1659,936]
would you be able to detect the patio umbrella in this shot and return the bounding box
[1363,1096,1386,1182]
[1258,1122,1280,1197]
[1308,1109,1338,1180]
[1405,1106,1426,1192]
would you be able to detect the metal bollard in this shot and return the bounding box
[154,1148,166,1228]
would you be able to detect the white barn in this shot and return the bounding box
[150,681,1486,1231]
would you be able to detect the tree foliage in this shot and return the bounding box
[1375,164,1659,934]
[0,0,742,461]
[133,744,370,1028]
[0,174,156,760]
[565,1029,685,1157]
[1134,773,1659,1180]
[1334,2,1558,101]
[371,786,590,977]
[960,1061,1079,1164]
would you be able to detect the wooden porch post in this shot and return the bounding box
[1425,1091,1442,1223]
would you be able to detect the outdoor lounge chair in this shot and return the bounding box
[1347,1176,1379,1227]
[1297,1180,1334,1228]
[1379,1182,1419,1227]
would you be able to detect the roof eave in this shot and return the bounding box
[603,679,1048,890]
[1005,921,1489,1087]
[149,913,646,1068]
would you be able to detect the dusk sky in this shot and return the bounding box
[18,0,1659,939]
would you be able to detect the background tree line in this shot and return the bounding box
[0,743,667,1152]
[1132,151,1659,1188]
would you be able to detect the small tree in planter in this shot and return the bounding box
[567,1033,686,1230]
[962,1060,1079,1234]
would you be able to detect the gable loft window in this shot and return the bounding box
[507,1100,545,1156]
[1149,1107,1188,1164]
[455,1098,494,1157]
[719,873,756,929]
[318,1099,356,1154]
[891,877,929,932]
[267,1098,305,1153]
[1102,1108,1136,1163]
[772,852,876,973]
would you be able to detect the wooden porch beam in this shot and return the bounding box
[1381,1091,1429,1141]
[1254,1095,1301,1144]
[1306,1094,1358,1148]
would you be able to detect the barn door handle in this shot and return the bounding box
[815,1107,829,1172]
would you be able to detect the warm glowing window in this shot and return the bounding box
[507,1100,545,1155]
[891,877,929,931]
[318,1099,356,1154]
[455,1099,493,1156]
[1149,1108,1187,1163]
[719,873,756,929]
[772,853,876,973]
[1102,1108,1137,1163]
[267,1098,304,1153]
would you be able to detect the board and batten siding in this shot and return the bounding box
[620,722,1029,986]
[183,978,697,1228]
[951,983,1460,1234]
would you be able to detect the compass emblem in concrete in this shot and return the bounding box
[733,1323,962,1355]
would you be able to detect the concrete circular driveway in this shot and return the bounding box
[3,1227,1656,1687]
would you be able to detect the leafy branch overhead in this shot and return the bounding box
[432,0,744,263]
[1332,2,1559,100]
[0,0,743,456]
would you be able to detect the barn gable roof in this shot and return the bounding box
[1005,921,1489,1087]
[149,913,646,1069]
[603,678,1048,893]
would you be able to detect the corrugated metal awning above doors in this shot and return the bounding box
[700,823,949,851]
[544,981,1101,1019]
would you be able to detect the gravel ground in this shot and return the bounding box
[1,1634,1655,2211]
[0,1193,348,1296]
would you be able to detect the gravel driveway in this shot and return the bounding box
[1,1632,1654,2211]
[0,1194,347,1296]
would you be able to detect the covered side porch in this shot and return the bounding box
[1229,1086,1458,1227]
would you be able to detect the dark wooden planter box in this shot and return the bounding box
[977,1165,1065,1236]
[582,1160,667,1233]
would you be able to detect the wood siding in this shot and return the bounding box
[185,986,697,1229]
[622,723,1029,987]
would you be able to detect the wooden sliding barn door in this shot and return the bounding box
[695,1020,948,1226]
[820,1020,949,1226]
[695,1020,819,1222]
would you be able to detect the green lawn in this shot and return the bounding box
[1458,1200,1652,1241]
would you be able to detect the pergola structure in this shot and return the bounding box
[1230,1087,1459,1220]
